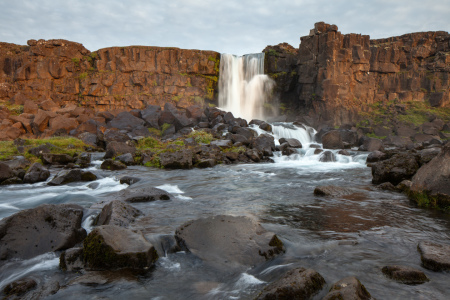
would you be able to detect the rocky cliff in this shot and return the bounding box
[265,22,450,126]
[0,39,219,112]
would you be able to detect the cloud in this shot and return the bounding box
[0,0,448,55]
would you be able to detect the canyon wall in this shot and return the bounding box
[0,39,220,112]
[265,22,450,126]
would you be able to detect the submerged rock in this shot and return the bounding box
[83,225,158,270]
[119,176,141,185]
[111,185,171,203]
[48,169,97,185]
[382,265,429,285]
[175,215,284,270]
[0,204,86,260]
[255,268,325,300]
[417,241,450,271]
[314,185,356,197]
[319,150,336,162]
[2,278,37,298]
[323,276,374,300]
[60,247,84,271]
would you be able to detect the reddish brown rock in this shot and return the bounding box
[23,100,38,114]
[49,115,78,132]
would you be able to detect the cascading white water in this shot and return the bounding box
[218,53,274,121]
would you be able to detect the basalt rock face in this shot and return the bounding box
[265,22,450,126]
[0,39,219,117]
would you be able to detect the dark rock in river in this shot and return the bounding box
[175,215,285,270]
[0,162,14,183]
[417,241,450,271]
[359,137,384,152]
[115,153,135,165]
[159,149,193,169]
[112,185,171,203]
[104,141,136,159]
[410,145,450,209]
[382,265,429,285]
[48,169,97,185]
[366,150,387,163]
[101,159,127,170]
[323,276,373,300]
[319,150,336,162]
[23,162,50,183]
[2,277,37,298]
[255,267,325,300]
[314,185,356,197]
[0,176,23,185]
[96,200,142,227]
[41,153,74,165]
[0,204,86,260]
[119,176,141,185]
[371,152,419,185]
[322,130,344,149]
[60,247,84,271]
[83,225,158,270]
[279,138,302,148]
[251,134,276,156]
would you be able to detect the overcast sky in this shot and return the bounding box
[1,0,449,56]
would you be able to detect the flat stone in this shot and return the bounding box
[418,241,450,271]
[382,265,429,284]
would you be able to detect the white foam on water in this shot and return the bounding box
[0,253,59,290]
[176,195,193,201]
[233,273,265,289]
[156,184,185,194]
[158,257,181,271]
[0,203,20,210]
[82,214,97,234]
[259,263,294,275]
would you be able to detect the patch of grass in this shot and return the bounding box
[0,141,20,161]
[148,128,162,137]
[137,137,162,149]
[222,146,246,154]
[0,102,24,115]
[187,131,213,144]
[366,133,386,139]
[71,57,80,67]
[25,137,88,156]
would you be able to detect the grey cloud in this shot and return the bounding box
[0,0,448,55]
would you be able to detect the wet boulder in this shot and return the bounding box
[234,127,257,140]
[103,128,131,144]
[175,215,285,270]
[322,130,344,149]
[0,204,86,260]
[75,152,91,168]
[418,147,441,165]
[100,159,127,170]
[251,134,275,156]
[410,145,450,209]
[246,149,262,162]
[323,276,373,300]
[0,177,23,185]
[48,169,97,185]
[0,162,14,183]
[78,132,99,148]
[119,176,141,185]
[83,225,158,270]
[255,268,325,300]
[60,247,84,271]
[2,278,37,298]
[23,162,50,183]
[196,159,216,168]
[314,185,356,197]
[279,138,302,148]
[371,152,420,185]
[417,241,450,271]
[111,185,171,203]
[319,150,336,162]
[96,200,142,227]
[259,122,272,132]
[159,149,193,169]
[359,137,384,152]
[339,129,359,147]
[382,265,429,284]
[115,153,135,165]
[41,153,74,165]
[366,150,387,163]
[230,134,249,145]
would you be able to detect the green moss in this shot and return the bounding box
[0,103,23,115]
[266,49,279,57]
[78,72,88,80]
[222,146,246,154]
[71,57,80,67]
[188,131,213,144]
[137,137,162,149]
[408,190,450,212]
[366,133,386,139]
[148,128,162,137]
[161,123,171,135]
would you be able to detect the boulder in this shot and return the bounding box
[83,225,158,270]
[27,144,52,156]
[32,109,51,132]
[246,149,262,162]
[23,162,50,183]
[359,137,384,152]
[366,150,387,163]
[323,276,373,300]
[75,152,91,168]
[319,150,336,162]
[417,241,450,271]
[314,185,356,197]
[0,204,86,260]
[47,169,97,185]
[100,159,127,170]
[279,138,302,148]
[41,153,74,165]
[119,176,141,185]
[175,215,284,270]
[111,185,171,203]
[160,149,193,169]
[371,153,420,185]
[418,147,441,165]
[103,129,131,143]
[259,122,272,132]
[382,265,429,284]
[234,127,257,140]
[2,278,37,298]
[322,130,344,149]
[230,134,249,145]
[0,162,14,183]
[96,200,142,227]
[115,153,135,165]
[196,159,216,168]
[49,115,78,132]
[108,111,145,131]
[255,268,325,300]
[251,134,275,156]
[141,105,161,129]
[104,141,136,159]
[60,247,84,271]
[78,132,99,147]
[0,177,23,185]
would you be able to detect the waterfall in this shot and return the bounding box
[218,53,274,121]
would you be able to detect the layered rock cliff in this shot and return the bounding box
[0,39,219,112]
[265,22,450,126]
